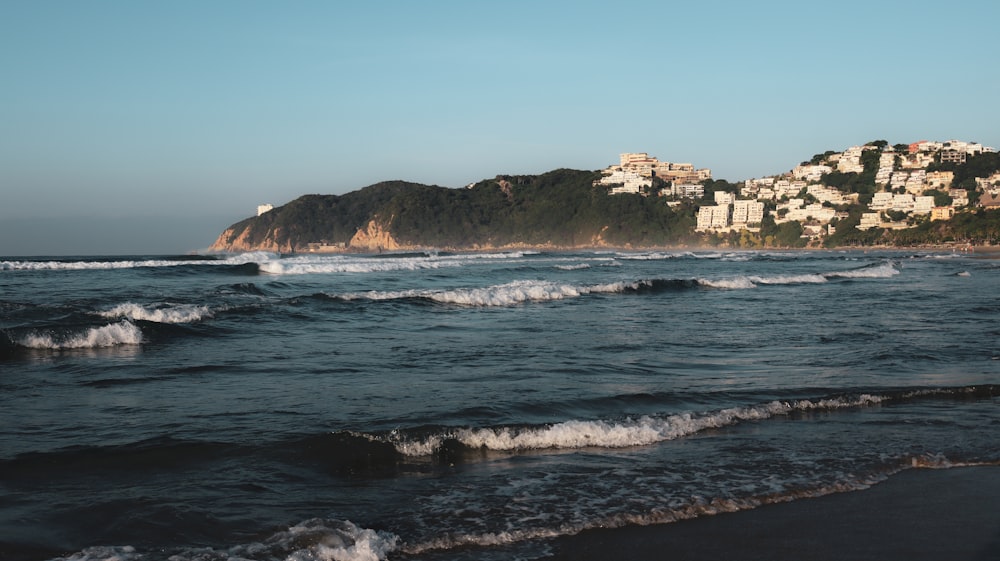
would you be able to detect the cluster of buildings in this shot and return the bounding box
[594,153,712,196]
[596,140,997,238]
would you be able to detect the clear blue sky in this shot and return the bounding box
[2,0,997,255]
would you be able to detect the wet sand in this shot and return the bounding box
[546,467,1000,561]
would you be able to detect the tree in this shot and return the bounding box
[923,189,953,207]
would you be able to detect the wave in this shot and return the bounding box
[331,279,646,307]
[15,320,143,349]
[0,252,276,272]
[823,261,900,279]
[366,385,1000,459]
[44,458,997,561]
[257,251,532,275]
[380,393,886,457]
[319,263,900,306]
[47,518,399,561]
[698,262,899,289]
[98,302,213,324]
[259,257,460,275]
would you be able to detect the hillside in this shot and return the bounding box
[209,170,701,252]
[210,143,1000,253]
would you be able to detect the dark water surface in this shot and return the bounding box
[2,250,998,560]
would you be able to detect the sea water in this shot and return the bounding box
[1,250,998,560]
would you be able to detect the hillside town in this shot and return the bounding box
[595,141,1000,240]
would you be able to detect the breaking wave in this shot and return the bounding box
[699,262,899,289]
[98,303,213,324]
[0,252,277,272]
[17,321,143,349]
[825,261,900,279]
[382,393,888,457]
[333,279,635,307]
[48,519,399,561]
[257,252,531,275]
[324,263,900,306]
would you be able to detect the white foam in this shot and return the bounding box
[390,394,885,456]
[259,257,452,275]
[256,251,534,275]
[340,280,633,307]
[753,273,828,284]
[554,263,591,270]
[98,302,213,324]
[699,264,897,289]
[50,519,398,561]
[233,518,398,561]
[825,262,899,279]
[429,281,583,306]
[614,252,687,260]
[19,321,143,349]
[49,545,142,561]
[698,277,758,290]
[0,252,277,271]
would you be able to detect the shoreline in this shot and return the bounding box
[209,241,1000,257]
[544,466,1000,561]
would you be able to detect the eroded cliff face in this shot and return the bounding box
[209,226,295,253]
[348,218,403,252]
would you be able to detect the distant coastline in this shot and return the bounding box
[210,140,1000,254]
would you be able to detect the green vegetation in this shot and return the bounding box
[216,170,705,251]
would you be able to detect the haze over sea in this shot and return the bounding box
[1,249,998,560]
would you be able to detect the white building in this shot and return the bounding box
[837,146,866,174]
[714,191,736,205]
[875,151,895,186]
[667,183,705,199]
[732,200,765,226]
[949,189,969,207]
[913,196,935,215]
[783,203,836,224]
[807,184,850,205]
[891,193,915,212]
[870,192,894,211]
[904,170,927,195]
[599,169,653,194]
[257,204,274,216]
[696,204,731,231]
[858,213,881,230]
[792,164,833,183]
[742,177,775,199]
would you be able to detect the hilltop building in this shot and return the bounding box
[596,152,711,196]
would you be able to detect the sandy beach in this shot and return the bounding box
[546,467,1000,561]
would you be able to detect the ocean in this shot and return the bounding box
[1,249,998,561]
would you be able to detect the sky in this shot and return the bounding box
[1,0,998,255]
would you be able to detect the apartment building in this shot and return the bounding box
[732,200,765,226]
[792,164,833,183]
[696,204,731,231]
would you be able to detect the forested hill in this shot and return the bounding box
[209,169,701,252]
